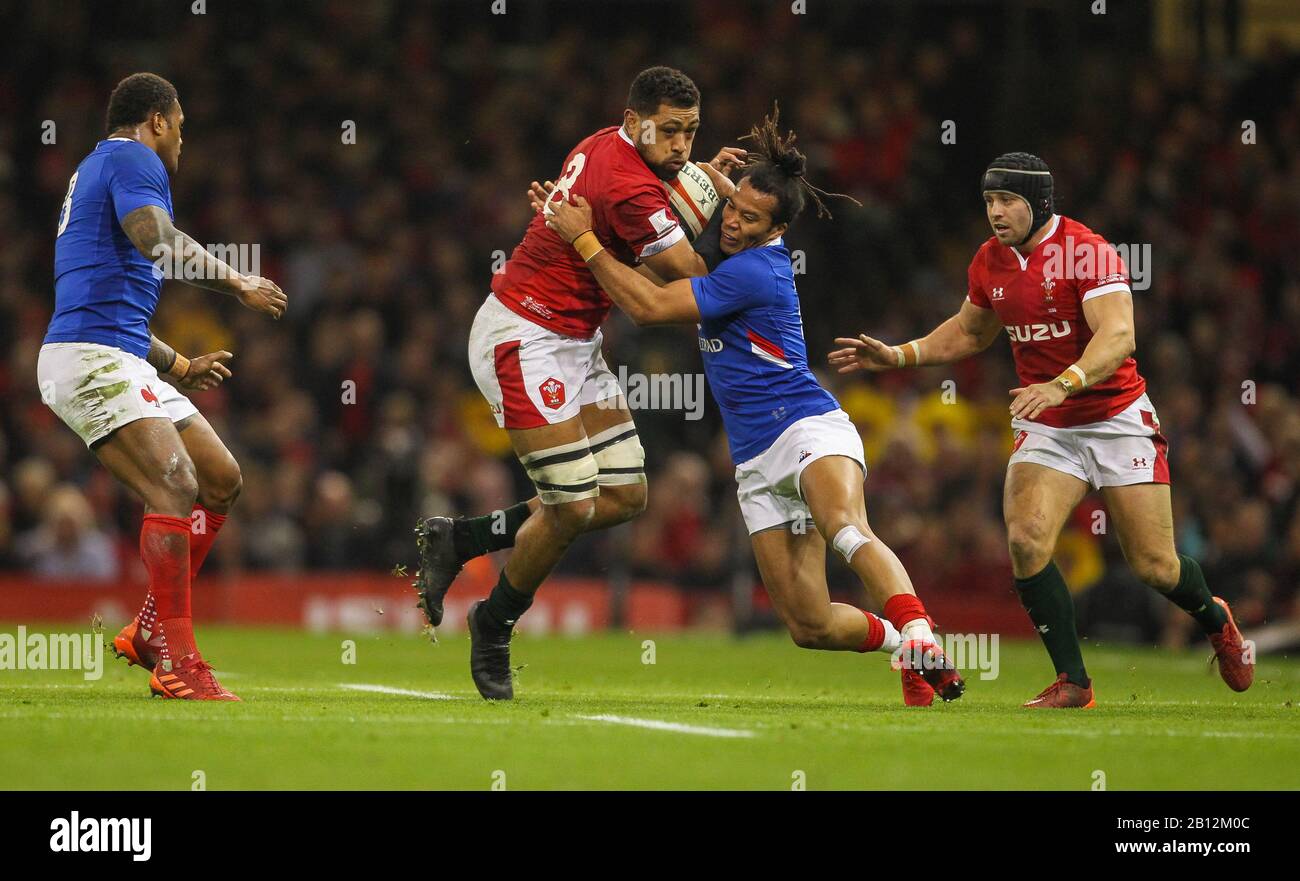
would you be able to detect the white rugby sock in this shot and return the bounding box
[901,618,936,645]
[879,618,902,653]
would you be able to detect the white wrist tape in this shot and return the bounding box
[1065,364,1087,386]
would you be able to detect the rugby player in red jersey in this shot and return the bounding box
[413,67,745,699]
[829,152,1252,707]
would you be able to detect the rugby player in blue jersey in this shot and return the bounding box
[535,111,964,705]
[40,73,287,701]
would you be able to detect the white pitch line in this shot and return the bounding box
[574,714,756,739]
[338,683,459,701]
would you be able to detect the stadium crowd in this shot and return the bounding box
[0,2,1296,643]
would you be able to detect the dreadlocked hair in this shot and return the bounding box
[738,102,860,226]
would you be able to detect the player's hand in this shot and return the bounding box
[705,146,748,176]
[701,147,746,198]
[528,179,557,214]
[237,275,287,320]
[1009,381,1067,421]
[828,334,900,373]
[544,193,595,244]
[698,158,738,199]
[178,350,233,391]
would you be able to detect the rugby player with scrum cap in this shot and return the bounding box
[413,66,745,699]
[829,153,1252,707]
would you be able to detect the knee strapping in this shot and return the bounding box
[588,423,646,487]
[519,438,599,504]
[832,525,870,563]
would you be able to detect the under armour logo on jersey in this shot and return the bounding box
[1132,457,1149,468]
[992,287,1005,300]
[798,450,812,463]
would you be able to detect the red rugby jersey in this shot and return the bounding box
[966,214,1145,427]
[492,125,684,339]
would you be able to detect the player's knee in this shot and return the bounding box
[819,515,873,566]
[1131,551,1179,591]
[1006,519,1053,570]
[204,460,242,509]
[611,481,648,523]
[543,496,597,536]
[591,425,646,522]
[788,618,833,650]
[156,455,199,513]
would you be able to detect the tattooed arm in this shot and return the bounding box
[147,333,233,391]
[146,334,180,375]
[119,205,287,319]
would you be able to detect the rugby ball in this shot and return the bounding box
[664,161,720,241]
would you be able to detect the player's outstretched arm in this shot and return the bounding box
[120,205,287,320]
[146,334,233,391]
[543,193,699,326]
[828,299,1002,373]
[1008,290,1136,421]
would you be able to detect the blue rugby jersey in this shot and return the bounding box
[47,138,174,359]
[690,237,839,465]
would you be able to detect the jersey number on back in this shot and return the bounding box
[543,153,586,217]
[56,172,79,237]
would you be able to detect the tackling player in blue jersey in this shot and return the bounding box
[39,73,287,701]
[536,110,964,706]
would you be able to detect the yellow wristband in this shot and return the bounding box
[572,230,604,262]
[168,353,191,379]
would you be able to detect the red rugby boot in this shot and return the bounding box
[893,640,966,703]
[111,617,164,671]
[1208,597,1253,693]
[900,669,936,706]
[149,653,240,701]
[1023,672,1095,708]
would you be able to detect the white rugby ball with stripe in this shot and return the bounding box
[664,161,720,241]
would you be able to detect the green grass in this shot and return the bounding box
[1,624,1297,790]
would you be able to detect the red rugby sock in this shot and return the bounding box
[140,514,195,663]
[855,609,887,653]
[135,504,227,629]
[883,594,930,633]
[189,503,227,580]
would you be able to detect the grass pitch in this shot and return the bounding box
[1,624,1297,790]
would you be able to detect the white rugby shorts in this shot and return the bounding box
[468,294,622,429]
[1009,392,1169,489]
[37,342,199,447]
[734,408,867,534]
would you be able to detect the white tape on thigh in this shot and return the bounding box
[832,525,871,563]
[588,422,646,486]
[519,438,599,504]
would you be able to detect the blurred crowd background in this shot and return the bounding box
[0,0,1296,644]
